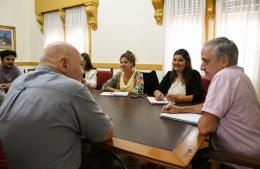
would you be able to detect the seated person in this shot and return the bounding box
[102,50,144,95]
[162,37,260,169]
[0,42,113,169]
[154,49,203,103]
[0,50,22,91]
[81,53,97,89]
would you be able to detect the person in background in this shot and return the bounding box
[0,42,113,169]
[154,49,203,103]
[162,37,260,169]
[81,53,97,89]
[102,50,144,95]
[0,50,22,92]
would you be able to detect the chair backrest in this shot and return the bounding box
[96,68,113,90]
[203,148,260,169]
[201,76,211,101]
[23,68,36,73]
[0,139,9,169]
[142,70,159,96]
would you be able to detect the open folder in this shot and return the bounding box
[100,91,129,96]
[160,113,201,125]
[147,97,170,104]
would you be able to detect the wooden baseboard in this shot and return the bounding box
[16,62,162,70]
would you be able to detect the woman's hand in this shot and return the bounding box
[154,90,164,100]
[0,83,11,90]
[109,88,121,92]
[166,94,179,102]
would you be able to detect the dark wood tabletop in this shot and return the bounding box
[89,90,206,168]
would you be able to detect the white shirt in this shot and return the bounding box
[85,69,97,89]
[167,79,186,96]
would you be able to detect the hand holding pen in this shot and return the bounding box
[155,92,165,101]
[162,103,182,114]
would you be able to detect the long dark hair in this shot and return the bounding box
[81,53,94,71]
[171,49,193,85]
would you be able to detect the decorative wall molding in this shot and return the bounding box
[34,0,99,32]
[58,9,66,23]
[16,62,39,66]
[205,0,216,41]
[36,14,44,32]
[151,0,164,25]
[85,1,98,30]
[16,62,162,70]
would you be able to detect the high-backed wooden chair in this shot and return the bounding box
[203,148,260,169]
[96,68,113,90]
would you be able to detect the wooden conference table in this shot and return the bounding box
[87,91,206,169]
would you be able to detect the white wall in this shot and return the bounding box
[0,0,43,61]
[28,0,44,60]
[92,0,164,66]
[0,0,164,78]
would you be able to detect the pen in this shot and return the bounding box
[159,93,165,101]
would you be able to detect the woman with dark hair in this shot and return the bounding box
[81,53,97,89]
[102,50,144,94]
[154,49,203,103]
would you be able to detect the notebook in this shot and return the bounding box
[160,113,201,125]
[147,96,170,104]
[100,91,129,96]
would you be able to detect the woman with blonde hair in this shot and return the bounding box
[102,50,143,95]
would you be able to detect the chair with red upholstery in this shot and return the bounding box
[96,68,113,90]
[201,76,211,101]
[0,139,9,169]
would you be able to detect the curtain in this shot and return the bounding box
[43,11,64,47]
[65,6,88,54]
[163,0,205,73]
[216,0,260,100]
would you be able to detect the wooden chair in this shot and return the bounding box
[203,148,260,169]
[96,68,113,90]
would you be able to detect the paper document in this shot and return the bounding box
[160,113,201,125]
[100,91,129,96]
[147,96,170,104]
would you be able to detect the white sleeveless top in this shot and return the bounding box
[167,79,186,96]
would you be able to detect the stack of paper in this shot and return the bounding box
[160,113,201,125]
[147,96,170,104]
[100,91,129,96]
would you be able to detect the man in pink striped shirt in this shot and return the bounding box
[163,37,260,169]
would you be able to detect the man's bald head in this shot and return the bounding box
[40,42,84,81]
[40,42,78,68]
